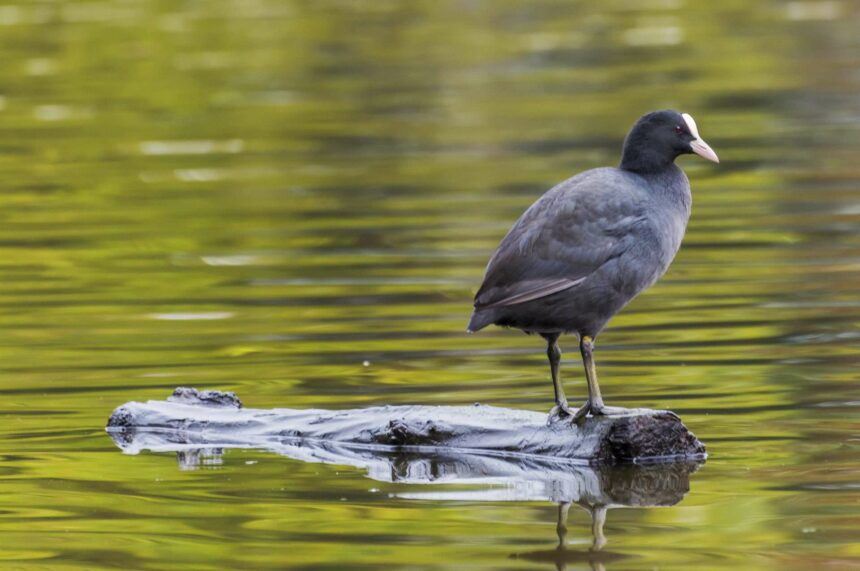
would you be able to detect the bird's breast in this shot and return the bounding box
[606,201,690,299]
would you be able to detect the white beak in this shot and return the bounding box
[690,137,719,163]
[683,113,720,164]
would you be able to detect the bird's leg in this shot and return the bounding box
[590,505,608,552]
[545,334,572,418]
[581,335,606,412]
[572,335,607,422]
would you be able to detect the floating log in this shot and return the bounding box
[106,387,706,465]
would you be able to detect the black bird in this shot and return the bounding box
[467,110,719,422]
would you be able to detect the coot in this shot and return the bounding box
[467,110,719,422]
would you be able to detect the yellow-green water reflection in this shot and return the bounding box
[0,1,858,569]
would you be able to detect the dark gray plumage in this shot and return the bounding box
[467,110,719,422]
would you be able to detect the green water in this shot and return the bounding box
[1,1,858,569]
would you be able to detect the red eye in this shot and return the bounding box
[674,125,684,135]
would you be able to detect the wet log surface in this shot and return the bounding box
[107,387,706,465]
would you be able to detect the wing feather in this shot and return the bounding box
[480,277,586,308]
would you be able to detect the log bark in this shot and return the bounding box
[106,387,706,465]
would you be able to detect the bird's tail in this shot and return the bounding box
[466,308,494,333]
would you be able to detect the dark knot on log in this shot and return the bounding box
[169,387,242,409]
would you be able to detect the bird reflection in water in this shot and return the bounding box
[505,461,699,570]
[390,458,699,570]
[111,430,701,569]
[509,501,629,571]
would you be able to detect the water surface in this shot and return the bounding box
[0,1,858,570]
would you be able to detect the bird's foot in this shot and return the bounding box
[571,400,615,424]
[548,400,574,422]
[599,405,630,415]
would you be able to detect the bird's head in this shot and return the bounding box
[620,110,719,173]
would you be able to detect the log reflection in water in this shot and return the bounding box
[110,425,700,565]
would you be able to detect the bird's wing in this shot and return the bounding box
[474,169,647,309]
[478,276,587,308]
